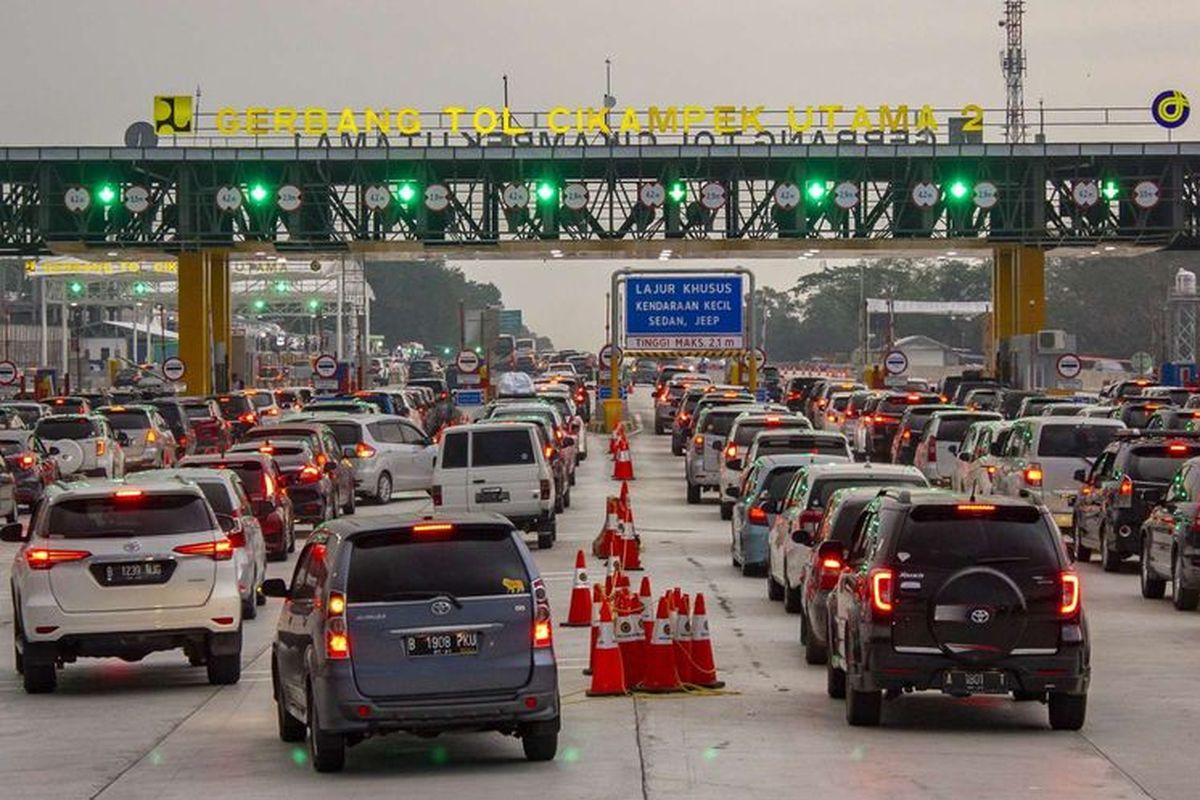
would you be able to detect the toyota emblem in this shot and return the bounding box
[430,600,453,616]
[970,608,992,624]
[123,540,141,553]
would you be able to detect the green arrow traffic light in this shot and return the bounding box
[667,182,686,203]
[252,298,267,312]
[1102,180,1119,201]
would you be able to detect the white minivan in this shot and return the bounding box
[432,422,557,548]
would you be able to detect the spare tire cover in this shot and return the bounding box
[50,439,85,476]
[929,566,1027,666]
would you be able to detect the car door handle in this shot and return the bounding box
[472,478,487,484]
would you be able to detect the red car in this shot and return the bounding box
[177,452,295,559]
[0,429,60,511]
[180,397,233,454]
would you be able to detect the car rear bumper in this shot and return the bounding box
[286,486,328,520]
[21,626,240,663]
[315,660,560,735]
[738,523,769,565]
[854,640,1089,696]
[20,591,242,645]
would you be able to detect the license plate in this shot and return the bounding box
[92,560,173,587]
[1053,513,1074,528]
[405,631,479,657]
[475,488,510,504]
[943,669,1007,694]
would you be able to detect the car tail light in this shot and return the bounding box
[17,452,35,469]
[238,411,257,425]
[325,590,350,660]
[532,578,553,648]
[544,444,556,461]
[226,529,247,548]
[173,539,234,561]
[315,452,329,467]
[901,429,911,442]
[25,548,91,570]
[178,434,188,447]
[96,439,107,457]
[540,479,552,500]
[413,523,453,533]
[355,442,376,458]
[826,413,836,423]
[264,407,280,416]
[725,444,737,459]
[1060,573,1080,616]
[786,391,801,401]
[986,465,997,476]
[956,503,997,513]
[926,436,937,463]
[818,554,843,591]
[1023,463,1044,487]
[145,429,158,444]
[1119,475,1133,496]
[870,568,894,616]
[747,505,768,524]
[262,472,276,498]
[430,484,443,506]
[297,464,322,483]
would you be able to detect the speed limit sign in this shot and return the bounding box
[0,360,16,386]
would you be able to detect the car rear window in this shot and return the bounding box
[896,505,1058,569]
[934,415,999,442]
[1022,398,1055,415]
[763,466,802,500]
[734,421,806,446]
[236,443,310,468]
[472,429,535,466]
[195,481,236,515]
[346,526,529,601]
[323,421,363,447]
[880,395,939,414]
[1037,425,1121,458]
[215,395,252,414]
[188,461,266,497]
[830,396,851,411]
[183,404,215,420]
[152,403,183,426]
[99,410,151,430]
[1122,406,1157,428]
[1127,445,1200,482]
[36,418,99,440]
[700,412,742,437]
[810,476,925,508]
[0,440,25,456]
[756,436,848,457]
[826,498,874,545]
[46,494,213,538]
[246,393,274,409]
[441,431,468,468]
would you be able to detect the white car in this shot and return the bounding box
[686,404,760,505]
[718,412,811,520]
[951,420,1013,494]
[314,414,437,502]
[4,480,244,693]
[911,410,1003,486]
[34,413,125,478]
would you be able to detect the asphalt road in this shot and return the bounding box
[2,392,1199,799]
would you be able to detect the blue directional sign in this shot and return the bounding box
[597,385,628,400]
[624,275,744,350]
[453,389,484,407]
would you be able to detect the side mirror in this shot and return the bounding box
[48,446,60,456]
[728,458,742,471]
[948,444,958,454]
[0,521,24,542]
[1073,468,1088,482]
[261,578,290,599]
[214,514,237,533]
[958,451,972,462]
[725,486,739,499]
[324,459,338,473]
[561,436,576,448]
[791,529,813,546]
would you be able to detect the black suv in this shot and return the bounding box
[1139,454,1200,610]
[1071,432,1200,571]
[263,515,560,772]
[823,490,1089,729]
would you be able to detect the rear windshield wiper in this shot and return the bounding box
[974,556,1031,565]
[374,590,463,608]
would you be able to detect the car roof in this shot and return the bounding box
[133,467,238,487]
[756,453,848,468]
[1020,416,1126,428]
[804,463,926,479]
[180,452,274,466]
[878,487,1033,509]
[753,429,844,439]
[44,476,204,501]
[459,421,537,433]
[317,512,517,543]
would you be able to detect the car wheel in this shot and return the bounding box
[741,560,765,578]
[826,652,846,699]
[521,729,559,762]
[719,502,733,521]
[846,683,882,726]
[671,441,683,457]
[1141,538,1166,599]
[1073,529,1092,563]
[767,568,784,602]
[686,483,701,505]
[256,583,266,606]
[537,525,555,550]
[375,473,392,505]
[1048,692,1087,730]
[5,507,15,524]
[1100,527,1122,573]
[22,658,56,694]
[804,615,828,665]
[307,685,346,773]
[206,631,242,686]
[783,577,804,614]
[342,487,355,516]
[563,489,571,509]
[287,526,296,553]
[275,664,305,743]
[241,594,258,620]
[569,470,576,487]
[1173,548,1200,610]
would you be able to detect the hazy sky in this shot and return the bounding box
[3,0,1197,348]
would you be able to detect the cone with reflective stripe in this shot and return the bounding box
[614,589,646,688]
[617,484,642,570]
[638,596,682,692]
[562,550,592,627]
[639,576,655,640]
[609,422,623,458]
[586,600,627,697]
[604,552,622,597]
[584,583,604,676]
[689,593,725,689]
[673,593,694,685]
[612,435,635,481]
[592,497,621,559]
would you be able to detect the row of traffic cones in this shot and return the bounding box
[591,481,641,568]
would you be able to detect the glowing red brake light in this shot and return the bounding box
[1168,442,1190,454]
[298,464,322,483]
[114,489,143,499]
[355,442,376,458]
[870,568,894,615]
[725,444,737,459]
[747,505,768,524]
[819,556,843,590]
[226,530,247,548]
[1023,464,1044,487]
[238,411,257,425]
[25,548,91,570]
[17,453,35,468]
[173,539,234,561]
[412,523,454,533]
[262,471,276,498]
[1118,475,1133,496]
[1060,573,1080,616]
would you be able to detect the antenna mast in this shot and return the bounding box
[999,1,1027,143]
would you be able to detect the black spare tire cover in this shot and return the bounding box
[929,566,1027,666]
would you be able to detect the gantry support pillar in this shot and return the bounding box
[991,245,1045,379]
[178,251,231,396]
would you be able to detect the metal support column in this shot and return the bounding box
[991,245,1046,373]
[178,252,212,395]
[209,252,231,393]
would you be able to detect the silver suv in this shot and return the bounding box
[263,514,560,772]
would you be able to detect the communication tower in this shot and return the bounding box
[999,1,1028,143]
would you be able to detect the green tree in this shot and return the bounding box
[366,260,503,351]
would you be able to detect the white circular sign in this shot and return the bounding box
[63,186,91,214]
[314,353,338,379]
[598,344,620,370]
[501,183,530,210]
[1133,181,1161,210]
[639,182,665,208]
[883,350,909,376]
[700,182,727,211]
[456,350,481,373]
[834,181,860,210]
[773,182,801,210]
[1072,180,1099,209]
[1056,353,1083,379]
[124,185,151,214]
[277,185,303,213]
[161,356,186,382]
[562,183,589,211]
[911,182,940,209]
[743,348,767,369]
[215,186,243,213]
[973,181,999,210]
[363,184,391,211]
[424,183,451,212]
[0,360,18,386]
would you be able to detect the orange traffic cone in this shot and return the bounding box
[689,593,725,689]
[617,487,642,570]
[593,497,621,559]
[673,593,694,685]
[584,583,604,676]
[604,552,622,597]
[562,550,592,627]
[639,577,655,640]
[609,422,623,458]
[616,573,632,591]
[613,436,635,481]
[639,596,682,693]
[586,600,627,697]
[618,480,631,516]
[614,589,646,688]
